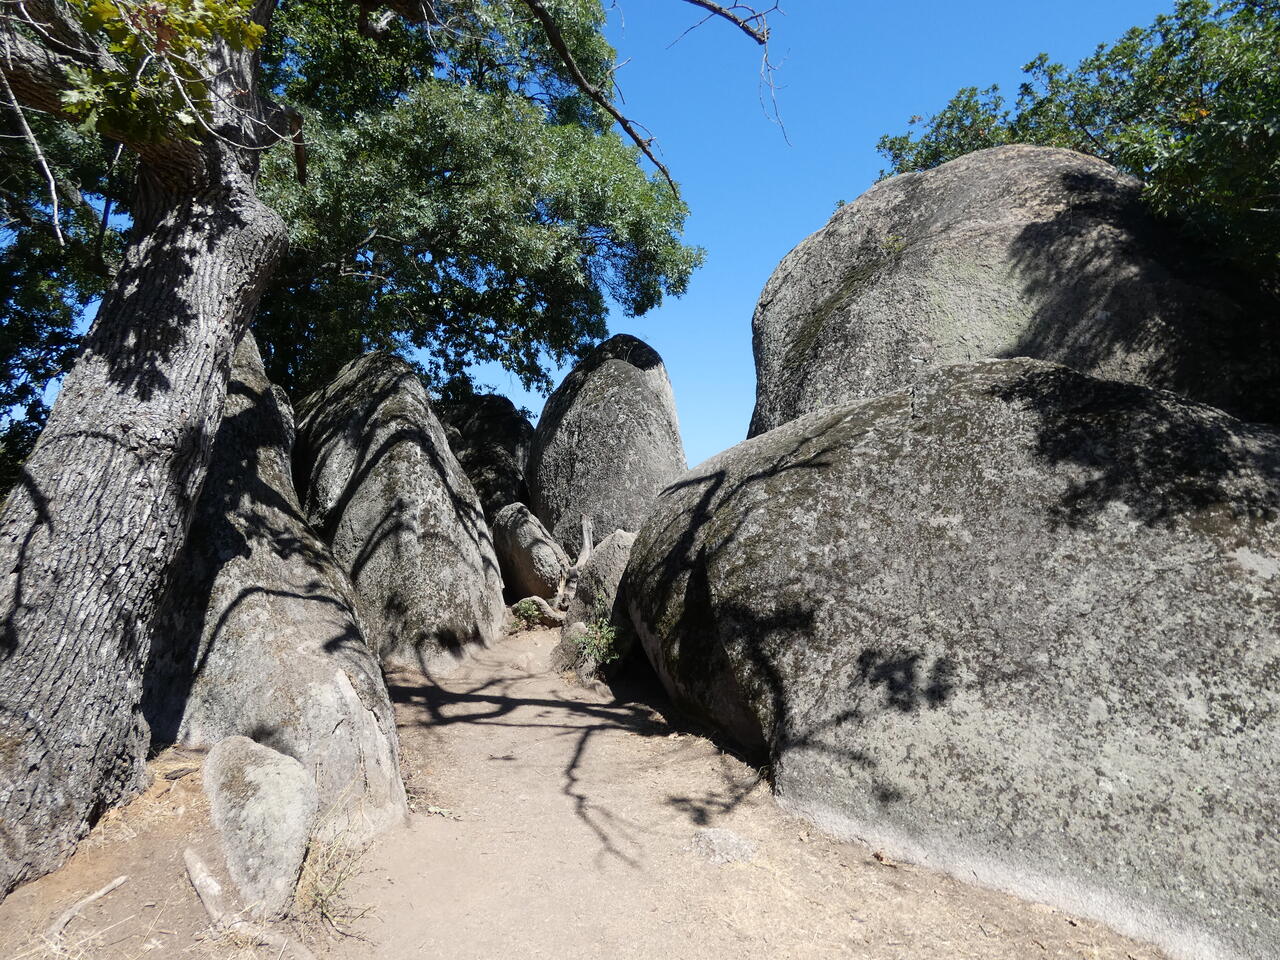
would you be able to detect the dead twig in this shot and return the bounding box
[45,875,128,941]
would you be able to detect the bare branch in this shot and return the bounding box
[678,0,773,44]
[518,0,679,197]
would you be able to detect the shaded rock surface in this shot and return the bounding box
[144,336,406,839]
[551,530,638,678]
[204,736,318,920]
[492,503,569,601]
[438,394,535,520]
[528,335,686,555]
[750,144,1280,436]
[294,352,504,670]
[629,357,1280,960]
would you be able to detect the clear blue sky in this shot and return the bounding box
[465,0,1174,468]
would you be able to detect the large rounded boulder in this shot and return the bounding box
[294,352,505,670]
[438,393,535,520]
[145,337,406,838]
[528,334,686,555]
[749,144,1280,436]
[628,357,1280,960]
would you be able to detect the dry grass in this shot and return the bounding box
[292,795,375,937]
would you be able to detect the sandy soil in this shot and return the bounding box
[0,627,1168,960]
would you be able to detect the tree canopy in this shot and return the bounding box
[254,0,702,398]
[1,0,727,484]
[877,0,1280,287]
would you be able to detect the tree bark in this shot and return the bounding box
[0,26,286,896]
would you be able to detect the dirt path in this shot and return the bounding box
[326,628,1164,960]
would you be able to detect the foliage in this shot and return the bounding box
[254,0,700,396]
[2,0,704,474]
[0,114,126,491]
[877,0,1280,283]
[512,597,543,629]
[575,609,619,665]
[58,0,265,141]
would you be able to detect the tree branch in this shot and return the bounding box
[678,1,773,44]
[518,0,680,197]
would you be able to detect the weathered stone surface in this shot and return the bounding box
[564,529,637,630]
[295,352,505,670]
[750,144,1280,436]
[438,394,535,520]
[204,736,318,920]
[550,530,637,679]
[492,503,569,600]
[528,335,686,555]
[629,358,1280,960]
[145,337,406,840]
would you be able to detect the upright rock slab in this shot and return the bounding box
[295,352,504,670]
[145,336,405,839]
[750,144,1280,436]
[629,358,1280,960]
[204,736,318,920]
[492,502,569,600]
[438,394,535,520]
[528,335,686,554]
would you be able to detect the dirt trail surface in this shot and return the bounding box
[0,626,1167,960]
[329,628,1165,960]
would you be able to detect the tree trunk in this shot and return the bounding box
[0,37,286,892]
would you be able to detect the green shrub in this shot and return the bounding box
[512,597,542,630]
[576,612,621,666]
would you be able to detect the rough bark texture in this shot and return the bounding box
[145,337,406,838]
[750,145,1280,436]
[628,359,1280,960]
[527,335,687,555]
[294,352,504,671]
[492,503,568,601]
[0,25,286,895]
[438,395,535,521]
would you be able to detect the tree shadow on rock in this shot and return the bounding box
[1001,168,1280,425]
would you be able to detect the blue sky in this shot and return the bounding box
[463,0,1174,467]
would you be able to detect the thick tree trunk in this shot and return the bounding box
[0,36,286,891]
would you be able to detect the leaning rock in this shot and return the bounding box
[438,394,535,520]
[492,503,569,600]
[204,736,318,920]
[563,529,637,630]
[145,336,406,839]
[551,530,638,678]
[528,335,686,554]
[295,352,505,670]
[750,144,1280,436]
[629,358,1280,960]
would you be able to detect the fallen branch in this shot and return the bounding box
[45,875,128,941]
[184,849,317,960]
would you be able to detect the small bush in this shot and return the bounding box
[575,611,620,666]
[512,597,542,630]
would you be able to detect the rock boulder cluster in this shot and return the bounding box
[114,144,1278,958]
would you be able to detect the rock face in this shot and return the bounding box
[295,352,505,670]
[550,529,637,675]
[145,337,406,838]
[528,335,686,555]
[749,144,1280,436]
[438,394,535,519]
[492,503,569,600]
[204,736,318,920]
[564,529,637,630]
[628,358,1280,960]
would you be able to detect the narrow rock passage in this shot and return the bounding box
[326,628,1164,960]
